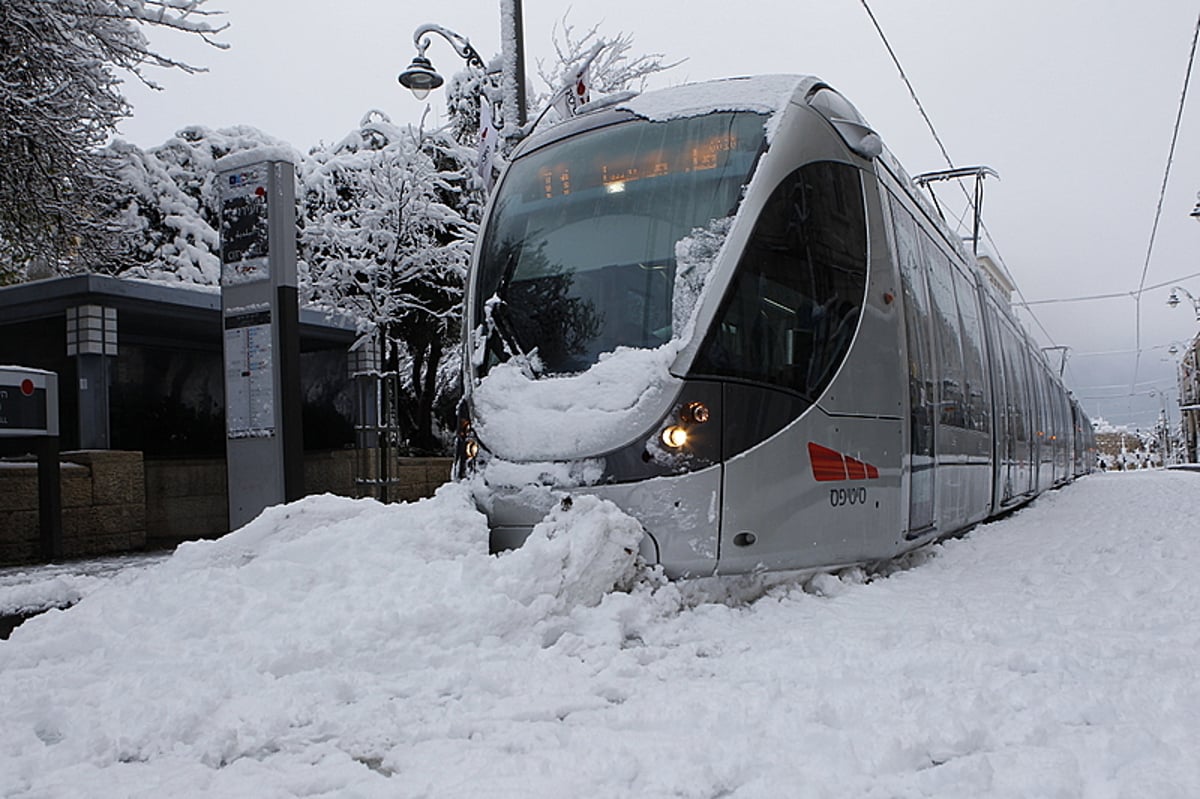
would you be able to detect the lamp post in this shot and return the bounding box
[398,1,527,131]
[500,0,528,128]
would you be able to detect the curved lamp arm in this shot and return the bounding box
[412,24,485,70]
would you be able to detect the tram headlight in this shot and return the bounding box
[457,415,480,463]
[661,425,689,449]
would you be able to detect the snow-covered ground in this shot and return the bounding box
[2,470,1198,798]
[0,553,170,621]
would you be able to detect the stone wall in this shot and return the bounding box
[387,457,453,503]
[1,450,453,565]
[143,457,229,548]
[0,450,146,565]
[145,451,452,548]
[144,449,375,547]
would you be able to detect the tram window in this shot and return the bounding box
[983,300,1009,454]
[923,241,966,430]
[1003,327,1033,449]
[952,268,990,435]
[690,161,868,400]
[891,204,936,459]
[1000,329,1016,437]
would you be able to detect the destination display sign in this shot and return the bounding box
[220,164,271,284]
[537,132,746,200]
[0,367,57,437]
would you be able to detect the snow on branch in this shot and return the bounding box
[536,12,684,101]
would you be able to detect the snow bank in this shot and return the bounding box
[0,485,646,796]
[213,145,299,171]
[3,471,1200,797]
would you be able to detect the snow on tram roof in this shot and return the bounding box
[614,74,821,122]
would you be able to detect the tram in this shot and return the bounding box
[454,75,1095,578]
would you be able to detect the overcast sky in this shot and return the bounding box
[117,0,1200,430]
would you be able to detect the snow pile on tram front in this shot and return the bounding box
[473,215,738,462]
[473,341,685,461]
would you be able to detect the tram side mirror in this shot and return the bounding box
[807,86,882,159]
[828,118,883,159]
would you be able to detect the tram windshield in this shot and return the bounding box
[474,111,767,376]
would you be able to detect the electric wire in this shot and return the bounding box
[860,0,1200,426]
[1134,9,1200,302]
[857,0,953,168]
[1073,341,1193,358]
[1017,267,1200,304]
[857,0,1057,349]
[1015,270,1200,307]
[1128,8,1200,407]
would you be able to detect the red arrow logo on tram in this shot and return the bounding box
[808,442,879,482]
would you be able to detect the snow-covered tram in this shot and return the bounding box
[455,75,1093,578]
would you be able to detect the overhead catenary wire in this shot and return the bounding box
[1015,269,1200,308]
[857,0,953,168]
[1128,8,1200,403]
[857,0,1058,350]
[1073,340,1195,358]
[861,0,1200,427]
[1133,9,1200,302]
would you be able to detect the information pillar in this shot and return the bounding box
[217,153,303,530]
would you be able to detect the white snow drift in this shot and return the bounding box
[2,470,1199,797]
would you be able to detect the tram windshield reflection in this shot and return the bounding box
[475,111,767,376]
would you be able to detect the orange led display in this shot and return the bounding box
[535,133,740,199]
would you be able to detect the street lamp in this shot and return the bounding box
[1166,285,1200,320]
[398,24,484,101]
[398,2,527,129]
[1191,191,1200,223]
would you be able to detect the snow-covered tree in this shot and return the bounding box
[302,111,476,453]
[107,125,297,285]
[534,14,682,122]
[0,0,226,282]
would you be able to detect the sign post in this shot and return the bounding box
[0,367,62,558]
[217,151,303,530]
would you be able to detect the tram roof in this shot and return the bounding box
[519,74,860,157]
[612,74,824,125]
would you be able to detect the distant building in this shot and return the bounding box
[976,253,1015,304]
[1177,333,1200,463]
[1094,426,1156,471]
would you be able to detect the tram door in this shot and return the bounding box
[891,205,937,535]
